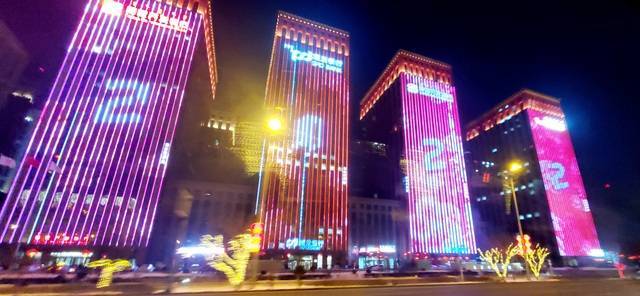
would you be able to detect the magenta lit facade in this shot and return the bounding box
[466,89,601,258]
[360,51,476,254]
[400,74,475,253]
[527,108,600,256]
[0,0,211,247]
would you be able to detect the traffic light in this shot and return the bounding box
[516,234,532,255]
[248,223,263,253]
[250,223,263,236]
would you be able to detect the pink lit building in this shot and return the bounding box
[466,89,601,262]
[359,50,476,254]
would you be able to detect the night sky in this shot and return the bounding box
[1,0,639,252]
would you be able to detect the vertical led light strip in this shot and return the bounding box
[258,12,349,253]
[527,108,600,256]
[0,0,205,247]
[401,73,476,254]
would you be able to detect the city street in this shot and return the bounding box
[1,278,638,296]
[0,2,639,296]
[179,280,639,296]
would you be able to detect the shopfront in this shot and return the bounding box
[355,245,397,270]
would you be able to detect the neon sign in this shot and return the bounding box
[285,238,324,251]
[406,83,454,102]
[534,116,567,132]
[283,44,343,73]
[100,0,190,32]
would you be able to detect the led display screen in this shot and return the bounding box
[401,74,476,254]
[528,109,601,256]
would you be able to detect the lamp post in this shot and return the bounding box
[505,161,530,279]
[250,114,285,283]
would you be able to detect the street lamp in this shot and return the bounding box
[267,117,282,132]
[504,160,530,278]
[251,114,286,283]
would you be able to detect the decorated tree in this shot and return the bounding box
[477,243,520,279]
[87,259,131,288]
[202,233,255,286]
[523,244,550,279]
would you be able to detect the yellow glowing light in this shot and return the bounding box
[202,230,261,286]
[523,244,550,279]
[508,161,523,173]
[87,259,131,288]
[477,244,520,279]
[267,117,282,132]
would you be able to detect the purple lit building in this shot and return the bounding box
[359,51,476,254]
[0,0,217,251]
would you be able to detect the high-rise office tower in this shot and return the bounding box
[466,89,601,260]
[0,0,217,248]
[360,50,476,254]
[257,12,349,263]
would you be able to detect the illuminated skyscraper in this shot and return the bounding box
[0,0,217,248]
[257,12,349,261]
[466,89,601,260]
[360,50,476,254]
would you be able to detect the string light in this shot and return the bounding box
[87,258,131,288]
[202,232,259,286]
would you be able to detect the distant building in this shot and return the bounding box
[229,121,264,175]
[201,115,236,150]
[465,89,601,263]
[349,140,396,199]
[359,50,476,255]
[348,196,405,270]
[0,20,28,109]
[0,92,39,195]
[202,115,264,175]
[148,180,255,265]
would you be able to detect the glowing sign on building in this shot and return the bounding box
[401,74,476,254]
[257,12,349,255]
[285,238,324,251]
[0,0,215,247]
[406,82,454,102]
[528,109,600,256]
[100,0,190,32]
[283,43,343,73]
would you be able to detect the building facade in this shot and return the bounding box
[348,196,405,270]
[0,0,217,252]
[465,89,601,261]
[0,20,29,110]
[257,12,350,263]
[360,50,476,255]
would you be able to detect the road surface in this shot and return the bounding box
[189,279,639,296]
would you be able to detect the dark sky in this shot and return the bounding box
[1,0,639,252]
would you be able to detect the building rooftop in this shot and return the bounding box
[359,50,451,119]
[277,11,349,38]
[465,89,563,141]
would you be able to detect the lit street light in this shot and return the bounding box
[504,160,530,278]
[267,117,282,132]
